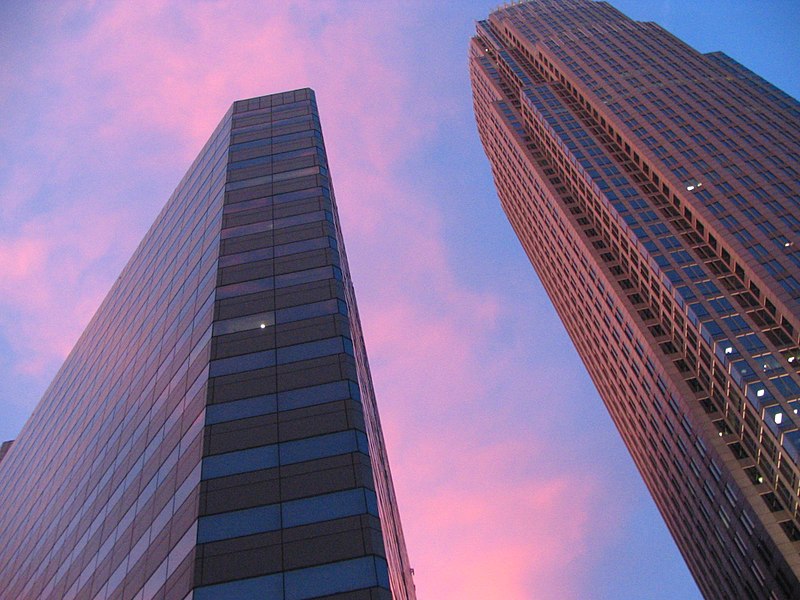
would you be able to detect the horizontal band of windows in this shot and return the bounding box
[276,263,341,287]
[215,276,274,300]
[226,158,319,184]
[267,98,314,113]
[275,235,337,258]
[228,154,281,172]
[214,265,342,300]
[219,209,332,240]
[225,166,325,191]
[218,236,337,269]
[202,443,277,480]
[231,111,315,133]
[193,555,389,600]
[198,502,279,543]
[195,571,282,600]
[232,98,311,119]
[196,487,378,543]
[228,131,320,158]
[209,349,275,377]
[230,112,318,137]
[273,184,329,203]
[275,298,346,324]
[230,127,319,151]
[223,185,327,214]
[205,380,360,425]
[284,487,379,529]
[213,312,274,336]
[234,102,312,122]
[201,429,369,480]
[231,104,278,119]
[268,108,314,122]
[218,244,272,267]
[227,145,321,171]
[280,379,361,410]
[208,336,353,377]
[279,335,351,363]
[212,299,345,344]
[206,393,277,425]
[289,556,389,599]
[230,133,322,160]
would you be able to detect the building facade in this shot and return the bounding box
[470,2,800,598]
[0,89,415,600]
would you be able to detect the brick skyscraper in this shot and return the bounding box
[470,1,800,598]
[0,89,415,600]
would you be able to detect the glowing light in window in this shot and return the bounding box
[724,346,733,354]
[774,412,784,425]
[260,323,266,329]
[756,389,765,397]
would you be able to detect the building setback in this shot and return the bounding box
[470,1,800,599]
[0,89,415,600]
[0,440,12,465]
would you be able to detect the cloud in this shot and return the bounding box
[0,2,631,598]
[399,432,599,599]
[0,1,418,375]
[0,203,132,376]
[338,162,615,596]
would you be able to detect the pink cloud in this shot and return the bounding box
[336,165,615,596]
[0,237,48,281]
[0,3,634,597]
[0,165,41,223]
[1,1,411,372]
[0,203,133,378]
[401,434,599,599]
[1,0,439,374]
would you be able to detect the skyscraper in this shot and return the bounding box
[470,2,800,598]
[0,89,415,600]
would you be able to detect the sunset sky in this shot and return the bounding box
[1,1,798,598]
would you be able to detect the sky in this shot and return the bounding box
[0,1,798,598]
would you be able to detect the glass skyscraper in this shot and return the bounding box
[470,1,800,598]
[0,89,415,600]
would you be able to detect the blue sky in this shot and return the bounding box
[0,1,797,597]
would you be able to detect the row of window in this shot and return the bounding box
[201,429,369,481]
[208,336,354,378]
[206,380,361,426]
[198,487,378,544]
[215,265,343,301]
[194,555,389,600]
